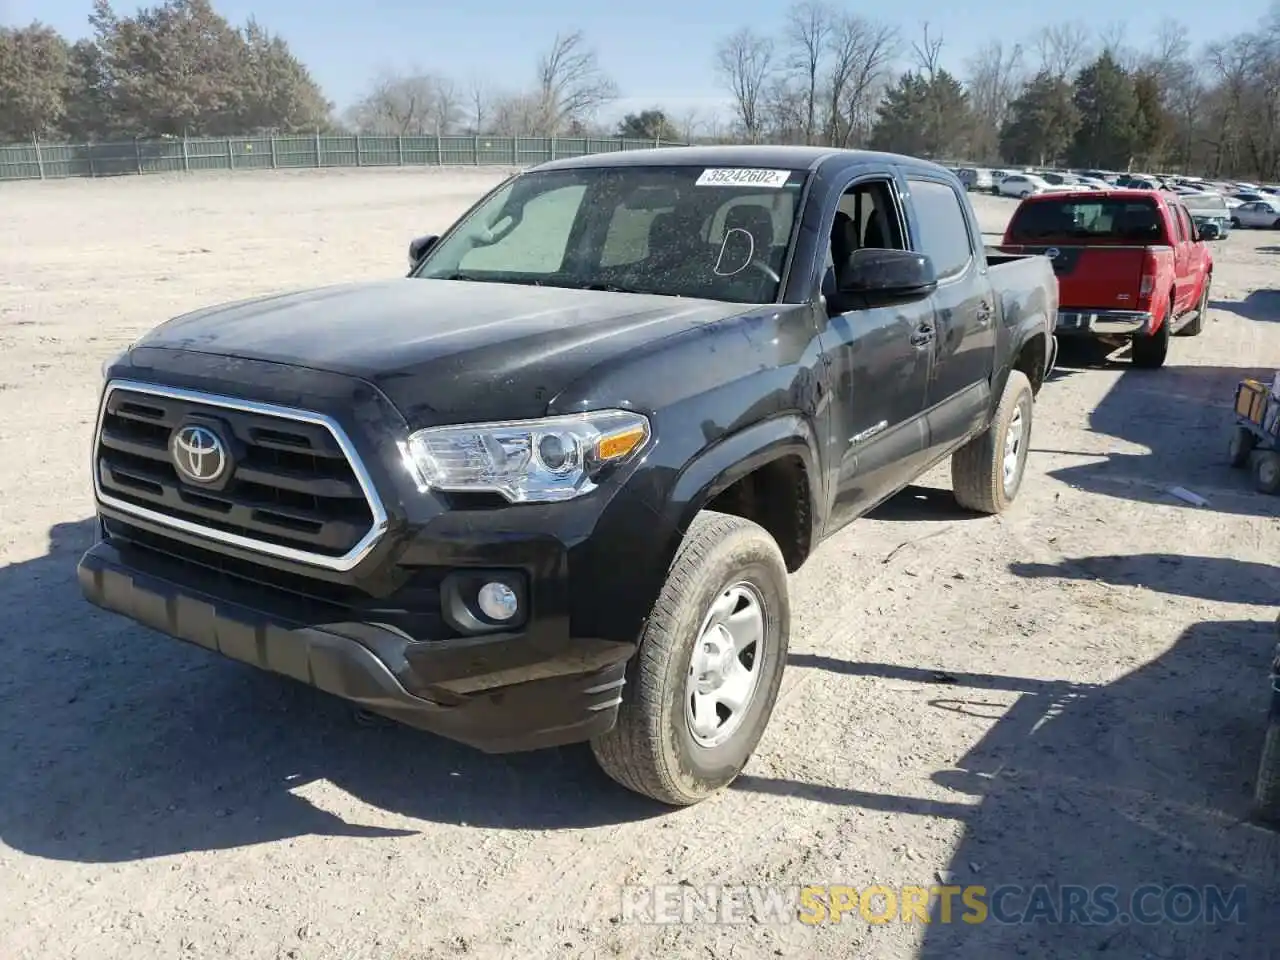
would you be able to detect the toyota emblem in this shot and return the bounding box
[172,425,227,484]
[1045,247,1060,260]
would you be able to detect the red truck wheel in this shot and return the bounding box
[1131,312,1170,368]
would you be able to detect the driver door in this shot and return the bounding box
[820,173,933,531]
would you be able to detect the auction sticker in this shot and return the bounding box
[696,168,792,188]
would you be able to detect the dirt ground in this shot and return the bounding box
[1,167,1279,960]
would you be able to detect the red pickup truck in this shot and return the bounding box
[1000,189,1213,368]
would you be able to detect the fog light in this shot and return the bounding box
[477,581,518,621]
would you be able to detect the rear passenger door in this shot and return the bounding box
[1166,200,1194,314]
[900,174,997,460]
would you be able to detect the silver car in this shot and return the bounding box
[957,167,994,191]
[1231,199,1280,229]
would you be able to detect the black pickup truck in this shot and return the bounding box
[81,146,1058,806]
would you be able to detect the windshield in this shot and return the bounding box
[412,165,809,303]
[1007,196,1166,243]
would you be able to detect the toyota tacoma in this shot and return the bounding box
[81,146,1058,805]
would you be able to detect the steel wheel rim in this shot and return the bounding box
[685,581,767,749]
[1003,404,1025,491]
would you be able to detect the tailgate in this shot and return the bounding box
[1005,244,1148,310]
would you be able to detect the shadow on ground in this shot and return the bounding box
[0,519,666,865]
[1211,291,1280,324]
[1047,363,1280,518]
[775,613,1280,958]
[1010,552,1280,606]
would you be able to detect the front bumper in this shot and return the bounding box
[77,537,632,753]
[1056,310,1153,336]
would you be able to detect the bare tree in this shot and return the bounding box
[965,39,1026,162]
[911,21,944,80]
[532,31,618,136]
[783,0,833,143]
[347,70,455,135]
[1094,21,1138,69]
[677,107,702,143]
[715,28,775,141]
[465,76,489,133]
[1033,21,1093,78]
[823,14,898,147]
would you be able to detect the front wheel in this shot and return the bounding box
[951,369,1034,514]
[590,510,790,805]
[1256,720,1280,823]
[1229,425,1256,468]
[1255,452,1280,495]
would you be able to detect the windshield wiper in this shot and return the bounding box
[563,281,656,295]
[434,272,540,286]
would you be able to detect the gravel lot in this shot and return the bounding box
[1,167,1279,960]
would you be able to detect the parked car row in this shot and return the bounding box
[952,164,1280,236]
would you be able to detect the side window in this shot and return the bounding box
[459,184,588,273]
[828,178,906,270]
[1170,204,1187,241]
[1177,207,1195,241]
[906,178,975,280]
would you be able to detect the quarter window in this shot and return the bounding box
[907,178,974,279]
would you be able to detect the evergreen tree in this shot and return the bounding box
[1000,70,1080,166]
[1069,51,1140,169]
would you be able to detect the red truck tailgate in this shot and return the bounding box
[1006,244,1150,309]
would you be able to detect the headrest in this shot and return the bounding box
[831,211,859,265]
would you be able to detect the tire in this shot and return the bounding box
[1131,311,1170,368]
[1255,720,1280,824]
[951,369,1034,514]
[1254,452,1280,495]
[590,509,790,806]
[1228,424,1256,468]
[1177,277,1209,337]
[1273,218,1280,229]
[1231,217,1241,228]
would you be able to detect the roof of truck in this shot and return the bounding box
[532,144,952,176]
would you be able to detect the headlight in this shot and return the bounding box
[401,410,651,503]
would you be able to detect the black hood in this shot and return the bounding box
[134,278,755,425]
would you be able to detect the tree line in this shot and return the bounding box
[712,4,1280,179]
[0,0,622,143]
[5,0,1280,180]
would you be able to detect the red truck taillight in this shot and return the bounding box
[1138,250,1158,305]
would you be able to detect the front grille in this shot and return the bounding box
[94,381,387,570]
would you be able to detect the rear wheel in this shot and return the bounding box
[951,370,1034,514]
[590,510,790,806]
[1255,452,1280,495]
[1131,311,1170,368]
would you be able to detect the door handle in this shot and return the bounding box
[909,326,934,347]
[976,300,992,322]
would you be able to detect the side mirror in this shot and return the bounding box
[835,248,938,307]
[1197,223,1217,241]
[408,234,439,271]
